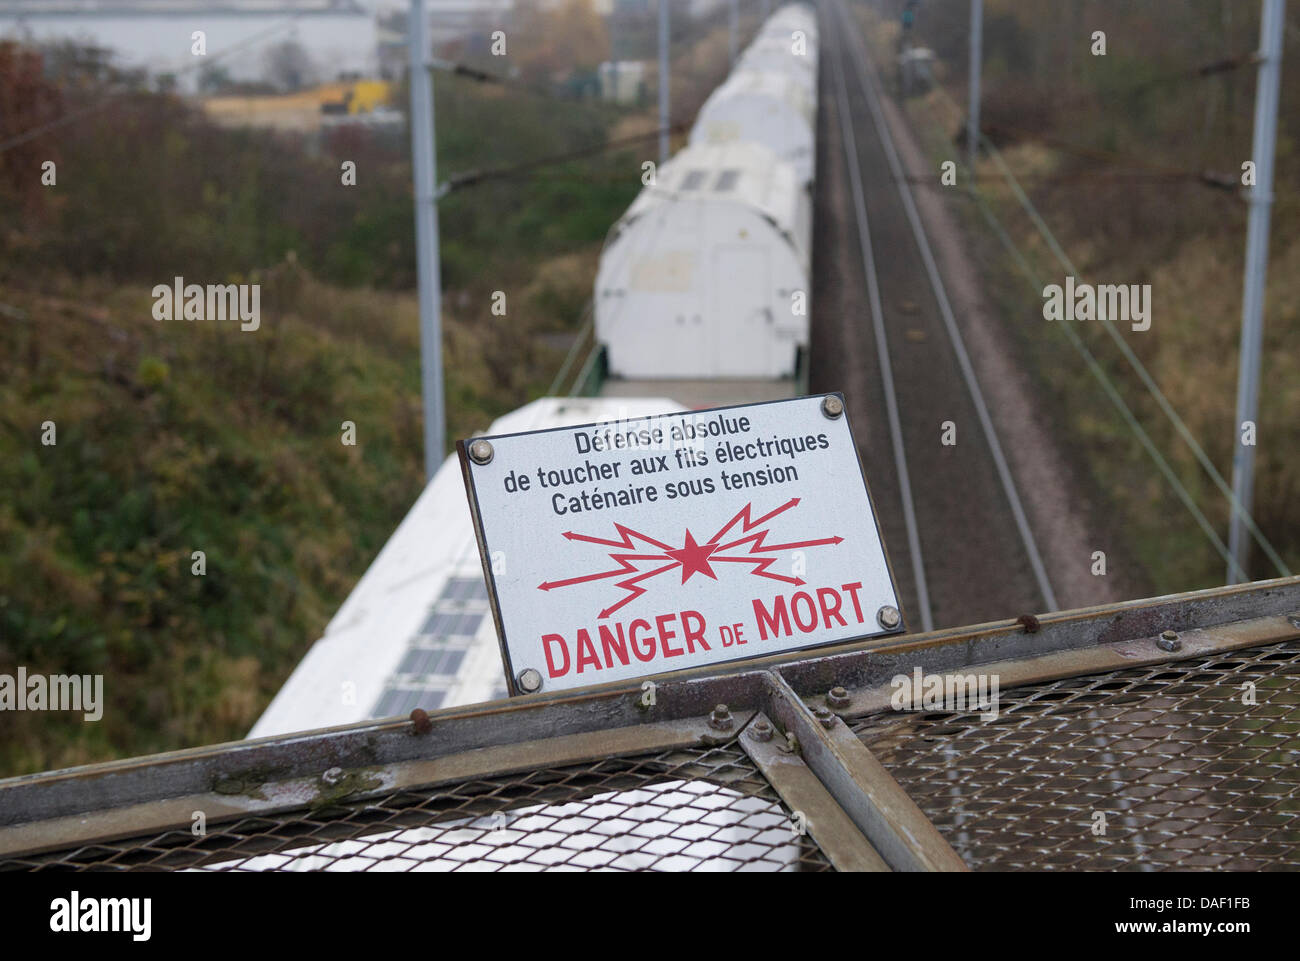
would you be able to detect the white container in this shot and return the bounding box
[595,142,811,380]
[690,67,817,185]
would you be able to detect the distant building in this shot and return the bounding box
[0,1,379,92]
[0,1,366,10]
[597,59,644,104]
[0,2,366,12]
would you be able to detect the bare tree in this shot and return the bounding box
[263,39,317,92]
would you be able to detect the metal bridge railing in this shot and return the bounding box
[3,576,1300,872]
[853,638,1300,871]
[4,742,835,872]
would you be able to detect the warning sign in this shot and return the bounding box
[458,394,903,695]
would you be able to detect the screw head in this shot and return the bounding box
[827,686,850,708]
[710,703,734,730]
[517,668,543,693]
[410,707,433,735]
[821,395,844,419]
[322,766,344,786]
[813,706,835,729]
[1157,630,1181,653]
[468,439,494,465]
[877,605,902,631]
[750,718,774,742]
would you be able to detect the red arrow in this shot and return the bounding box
[706,498,800,544]
[563,523,674,552]
[538,553,669,591]
[710,555,806,585]
[717,533,844,553]
[599,562,680,618]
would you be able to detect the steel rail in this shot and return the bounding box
[829,0,1059,612]
[827,13,935,632]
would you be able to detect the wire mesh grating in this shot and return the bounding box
[1,741,834,872]
[851,639,1300,871]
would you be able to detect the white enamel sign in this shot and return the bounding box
[459,394,903,695]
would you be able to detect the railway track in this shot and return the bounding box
[813,0,1056,627]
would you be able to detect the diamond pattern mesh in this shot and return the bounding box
[1,741,833,872]
[851,640,1300,870]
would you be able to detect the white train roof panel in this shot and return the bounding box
[248,396,687,739]
[690,68,816,183]
[613,141,808,260]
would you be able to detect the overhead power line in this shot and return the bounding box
[972,125,1291,579]
[977,121,1241,192]
[899,28,1292,579]
[438,123,689,198]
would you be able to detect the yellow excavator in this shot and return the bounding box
[319,79,392,116]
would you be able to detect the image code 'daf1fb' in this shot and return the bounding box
[458,393,903,695]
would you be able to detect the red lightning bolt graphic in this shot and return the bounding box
[540,500,842,617]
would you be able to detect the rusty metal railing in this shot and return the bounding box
[3,575,1299,872]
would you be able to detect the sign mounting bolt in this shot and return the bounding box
[469,439,494,465]
[1157,630,1181,653]
[410,708,433,735]
[821,395,844,419]
[827,686,850,709]
[517,668,543,693]
[710,703,734,731]
[877,605,902,631]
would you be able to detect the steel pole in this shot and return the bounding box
[1228,0,1286,583]
[409,0,446,479]
[966,0,982,176]
[729,0,738,65]
[659,0,670,165]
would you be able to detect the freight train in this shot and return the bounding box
[253,3,822,740]
[594,3,819,386]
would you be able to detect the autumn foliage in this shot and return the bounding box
[0,42,63,218]
[513,0,612,84]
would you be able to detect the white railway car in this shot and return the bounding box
[689,68,816,185]
[240,4,827,870]
[594,141,811,380]
[250,397,686,737]
[752,3,820,51]
[737,4,819,94]
[594,3,818,384]
[247,396,801,871]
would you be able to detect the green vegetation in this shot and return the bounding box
[0,272,425,771]
[0,37,646,775]
[0,8,776,776]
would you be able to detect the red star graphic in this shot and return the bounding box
[664,530,719,584]
[538,501,843,618]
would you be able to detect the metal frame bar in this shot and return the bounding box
[763,673,966,872]
[3,576,1299,868]
[739,712,890,872]
[773,574,1300,701]
[803,609,1300,719]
